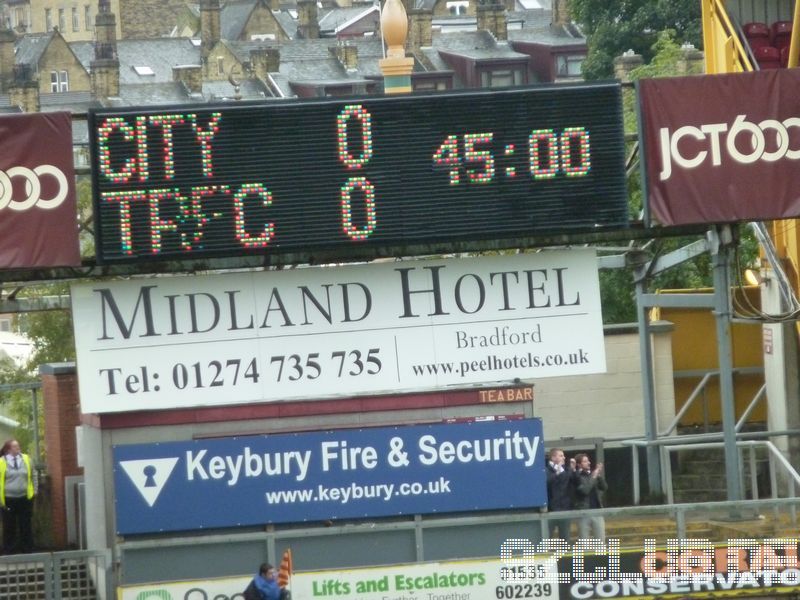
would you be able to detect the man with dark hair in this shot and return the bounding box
[244,563,282,600]
[545,447,576,543]
[573,453,607,542]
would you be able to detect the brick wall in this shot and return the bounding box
[119,0,186,38]
[41,363,82,549]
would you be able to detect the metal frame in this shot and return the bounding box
[0,550,112,600]
[117,496,800,569]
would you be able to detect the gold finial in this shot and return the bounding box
[381,0,408,59]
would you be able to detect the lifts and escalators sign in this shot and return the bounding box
[112,418,546,534]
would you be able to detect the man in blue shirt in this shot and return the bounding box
[246,563,281,600]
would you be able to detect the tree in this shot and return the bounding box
[571,0,702,80]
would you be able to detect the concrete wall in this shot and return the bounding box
[534,322,675,445]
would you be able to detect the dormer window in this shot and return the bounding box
[446,1,468,15]
[556,54,584,77]
[480,67,523,88]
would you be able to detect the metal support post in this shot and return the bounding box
[635,278,662,497]
[31,387,41,464]
[711,227,743,502]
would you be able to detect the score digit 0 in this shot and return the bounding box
[337,105,377,241]
[433,127,592,185]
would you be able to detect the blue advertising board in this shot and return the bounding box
[113,418,546,534]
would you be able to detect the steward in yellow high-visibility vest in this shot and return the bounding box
[0,440,36,554]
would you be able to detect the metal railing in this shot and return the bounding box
[0,549,112,600]
[116,497,800,581]
[624,430,800,505]
[660,368,765,436]
[702,0,754,74]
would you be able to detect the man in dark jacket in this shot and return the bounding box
[545,448,576,543]
[244,563,283,600]
[573,453,608,542]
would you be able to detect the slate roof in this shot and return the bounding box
[108,81,194,106]
[318,5,378,35]
[432,30,528,60]
[223,36,388,82]
[508,9,585,45]
[273,11,298,39]
[202,78,271,101]
[279,37,386,80]
[39,90,99,113]
[72,38,201,85]
[221,0,258,40]
[15,32,54,66]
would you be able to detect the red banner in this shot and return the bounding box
[0,112,80,268]
[639,69,800,226]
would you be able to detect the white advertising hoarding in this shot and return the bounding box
[72,250,605,413]
[117,558,558,600]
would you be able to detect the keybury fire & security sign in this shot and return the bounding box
[71,250,605,414]
[112,418,546,534]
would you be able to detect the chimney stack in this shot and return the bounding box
[9,64,40,113]
[613,49,643,82]
[552,0,571,27]
[0,28,15,93]
[477,3,507,41]
[408,9,432,50]
[678,42,704,75]
[200,0,221,62]
[91,0,120,100]
[249,47,280,80]
[173,65,203,94]
[297,0,320,39]
[332,43,358,71]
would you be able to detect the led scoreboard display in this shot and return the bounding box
[89,83,628,264]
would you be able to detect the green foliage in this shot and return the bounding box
[597,29,722,323]
[0,176,90,458]
[571,0,702,80]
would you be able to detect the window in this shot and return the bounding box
[217,56,225,76]
[480,68,523,88]
[58,8,65,31]
[0,320,10,333]
[13,7,26,29]
[413,79,449,92]
[133,65,154,76]
[45,8,52,31]
[72,7,79,31]
[446,1,468,15]
[50,70,69,92]
[85,5,91,30]
[555,54,584,77]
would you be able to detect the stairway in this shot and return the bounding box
[672,446,771,504]
[604,517,715,549]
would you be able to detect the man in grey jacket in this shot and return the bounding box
[573,453,607,543]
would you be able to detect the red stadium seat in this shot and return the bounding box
[781,45,790,67]
[744,21,771,49]
[754,45,781,69]
[772,20,793,50]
